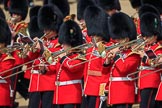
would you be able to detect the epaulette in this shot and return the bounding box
[127,51,140,57]
[154,45,162,52]
[54,43,61,48]
[2,55,15,62]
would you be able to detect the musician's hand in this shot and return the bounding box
[39,63,47,74]
[39,63,45,70]
[105,52,114,64]
[154,56,162,65]
[11,31,17,38]
[33,37,39,42]
[138,50,145,58]
[34,41,41,50]
[58,52,66,58]
[158,57,162,63]
[110,47,119,55]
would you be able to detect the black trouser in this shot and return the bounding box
[140,88,158,108]
[112,104,132,108]
[28,91,54,108]
[156,101,162,108]
[54,104,80,108]
[87,96,97,108]
[0,106,10,108]
[16,73,29,100]
[81,95,111,108]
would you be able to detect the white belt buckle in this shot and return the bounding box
[55,81,60,86]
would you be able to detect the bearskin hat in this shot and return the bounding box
[43,0,48,5]
[0,8,5,20]
[108,12,137,41]
[98,0,121,11]
[48,0,70,18]
[0,18,11,45]
[77,0,95,20]
[38,5,63,32]
[140,12,161,40]
[84,5,109,42]
[9,0,28,20]
[141,0,162,14]
[29,6,41,18]
[139,4,160,17]
[28,16,44,39]
[58,20,83,47]
[129,0,141,9]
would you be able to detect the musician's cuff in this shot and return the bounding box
[60,56,67,64]
[113,54,120,62]
[142,56,147,63]
[103,62,111,67]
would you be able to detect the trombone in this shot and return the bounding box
[67,38,144,68]
[2,64,40,79]
[4,43,94,77]
[127,62,162,81]
[0,43,93,75]
[0,56,44,75]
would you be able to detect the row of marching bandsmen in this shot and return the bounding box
[0,0,161,108]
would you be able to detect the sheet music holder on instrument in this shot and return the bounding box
[38,39,45,55]
[18,33,34,44]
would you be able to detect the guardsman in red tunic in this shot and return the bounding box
[97,1,121,106]
[28,4,63,108]
[77,0,95,43]
[24,6,44,80]
[20,6,44,102]
[7,0,29,107]
[52,20,86,108]
[141,0,162,45]
[103,12,141,108]
[0,17,15,108]
[83,5,110,108]
[138,5,162,108]
[7,0,28,66]
[8,0,28,40]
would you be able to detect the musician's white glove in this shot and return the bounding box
[100,96,107,102]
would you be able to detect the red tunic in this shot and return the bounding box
[23,56,32,79]
[84,45,105,96]
[12,50,25,66]
[0,54,15,106]
[151,44,162,101]
[53,53,85,104]
[107,49,141,105]
[28,38,61,92]
[138,43,162,90]
[101,41,114,93]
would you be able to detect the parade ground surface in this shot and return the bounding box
[1,0,139,107]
